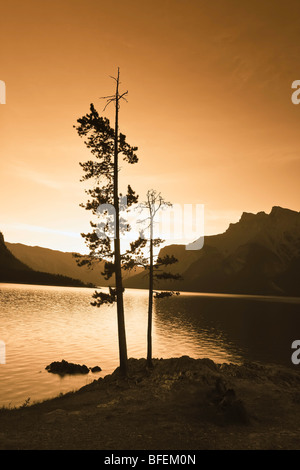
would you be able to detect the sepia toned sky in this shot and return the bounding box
[1,0,300,252]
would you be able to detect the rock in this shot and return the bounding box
[45,360,89,375]
[207,377,228,404]
[44,409,68,423]
[222,397,250,425]
[215,377,227,395]
[90,366,102,373]
[218,389,250,425]
[219,388,236,408]
[68,410,82,416]
[97,399,119,408]
[208,379,250,425]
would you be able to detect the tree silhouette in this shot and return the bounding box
[124,189,181,368]
[74,68,138,376]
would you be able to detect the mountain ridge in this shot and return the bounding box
[5,240,142,287]
[0,232,93,288]
[3,206,300,296]
[124,206,300,296]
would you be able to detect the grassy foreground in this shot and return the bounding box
[1,356,300,450]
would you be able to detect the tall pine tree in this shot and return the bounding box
[74,68,138,376]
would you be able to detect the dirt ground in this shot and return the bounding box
[1,356,300,450]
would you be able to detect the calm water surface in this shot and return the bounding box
[0,283,300,408]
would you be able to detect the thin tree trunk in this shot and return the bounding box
[114,67,128,376]
[147,209,154,368]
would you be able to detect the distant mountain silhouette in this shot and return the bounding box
[6,241,108,287]
[4,206,300,296]
[5,240,142,287]
[124,206,300,297]
[0,232,92,288]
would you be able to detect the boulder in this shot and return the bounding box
[90,366,102,373]
[45,360,89,375]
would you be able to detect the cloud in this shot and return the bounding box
[0,222,80,239]
[5,159,79,190]
[15,165,62,189]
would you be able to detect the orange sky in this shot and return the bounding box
[1,0,300,252]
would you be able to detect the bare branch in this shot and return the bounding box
[102,98,116,112]
[119,91,128,100]
[99,94,116,100]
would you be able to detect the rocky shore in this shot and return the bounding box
[1,356,300,450]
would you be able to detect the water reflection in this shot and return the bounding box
[154,293,300,368]
[0,283,300,408]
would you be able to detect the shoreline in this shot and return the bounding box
[2,282,300,301]
[1,356,300,450]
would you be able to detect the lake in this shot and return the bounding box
[0,283,300,408]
